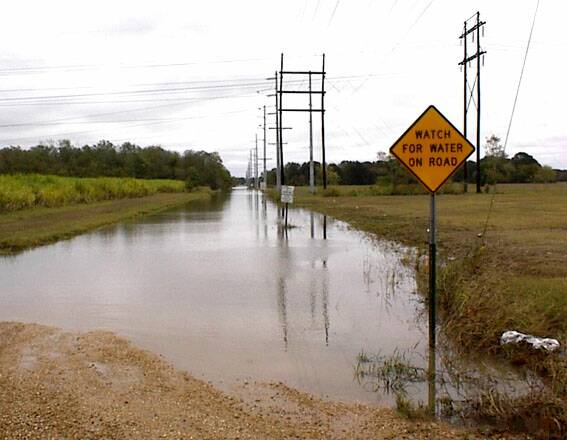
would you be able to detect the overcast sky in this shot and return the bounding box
[0,0,563,176]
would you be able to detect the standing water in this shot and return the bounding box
[0,188,429,403]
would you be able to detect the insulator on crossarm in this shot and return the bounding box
[482,26,485,37]
[482,55,485,66]
[472,32,475,42]
[460,65,462,72]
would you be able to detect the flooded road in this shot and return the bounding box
[0,188,427,404]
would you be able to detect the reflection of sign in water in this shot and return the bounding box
[389,105,475,193]
[281,185,294,204]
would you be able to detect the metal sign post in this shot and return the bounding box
[389,105,474,416]
[281,185,294,231]
[428,192,437,414]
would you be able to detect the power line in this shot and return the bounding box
[0,57,272,75]
[481,0,541,239]
[0,81,273,103]
[0,73,389,108]
[328,1,340,26]
[0,94,257,107]
[503,0,540,152]
[312,0,321,21]
[0,75,281,94]
[387,0,436,56]
[0,111,249,129]
[0,109,249,144]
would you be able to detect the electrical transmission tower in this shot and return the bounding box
[459,11,486,193]
[277,53,327,191]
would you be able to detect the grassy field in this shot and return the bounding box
[289,183,567,435]
[0,174,185,212]
[292,182,567,341]
[0,174,213,253]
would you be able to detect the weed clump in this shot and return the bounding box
[354,349,427,395]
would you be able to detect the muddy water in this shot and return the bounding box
[0,188,429,403]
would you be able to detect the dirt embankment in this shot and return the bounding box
[0,322,524,439]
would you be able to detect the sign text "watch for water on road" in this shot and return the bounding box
[390,105,475,193]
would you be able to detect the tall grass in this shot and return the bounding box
[0,174,185,213]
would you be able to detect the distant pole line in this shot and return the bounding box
[255,133,259,189]
[263,105,267,187]
[247,149,253,187]
[459,11,486,193]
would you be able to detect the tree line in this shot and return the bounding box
[265,135,563,187]
[0,140,232,190]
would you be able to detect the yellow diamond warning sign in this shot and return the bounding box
[389,105,475,193]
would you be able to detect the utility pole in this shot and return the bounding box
[459,12,486,193]
[321,53,327,189]
[462,20,468,193]
[476,12,482,194]
[275,72,281,192]
[277,53,327,190]
[309,72,315,193]
[279,54,285,186]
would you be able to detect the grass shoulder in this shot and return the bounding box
[286,182,567,436]
[0,189,214,254]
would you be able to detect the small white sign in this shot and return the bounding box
[260,181,267,191]
[281,185,294,204]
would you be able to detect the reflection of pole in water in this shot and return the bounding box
[277,276,289,350]
[262,195,268,240]
[322,259,329,346]
[247,189,253,211]
[323,215,327,240]
[390,270,396,298]
[254,190,260,239]
[284,204,289,240]
[363,253,371,292]
[310,212,315,239]
[309,261,316,322]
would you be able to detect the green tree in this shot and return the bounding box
[534,165,556,183]
[510,152,541,183]
[481,135,511,187]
